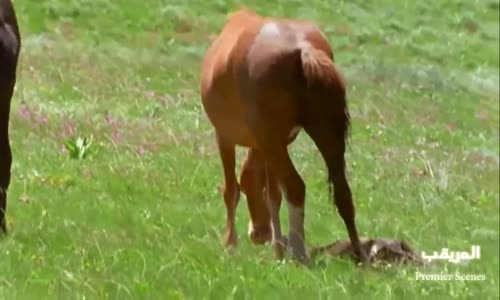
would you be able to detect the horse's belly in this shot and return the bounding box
[210,116,258,148]
[203,96,257,148]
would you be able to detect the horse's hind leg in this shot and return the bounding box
[303,124,367,262]
[239,149,272,245]
[216,133,240,247]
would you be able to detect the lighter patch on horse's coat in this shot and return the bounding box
[289,126,302,139]
[259,22,280,38]
[295,30,310,49]
[247,220,255,236]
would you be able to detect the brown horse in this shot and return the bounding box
[0,0,21,234]
[200,8,366,263]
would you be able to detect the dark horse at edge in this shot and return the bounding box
[0,0,21,234]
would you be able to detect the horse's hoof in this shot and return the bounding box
[248,221,272,245]
[288,251,311,266]
[222,227,237,248]
[354,249,369,267]
[273,241,286,260]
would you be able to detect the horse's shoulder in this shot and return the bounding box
[201,13,261,91]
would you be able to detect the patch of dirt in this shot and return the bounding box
[459,17,479,33]
[334,25,353,36]
[172,16,212,43]
[465,149,499,168]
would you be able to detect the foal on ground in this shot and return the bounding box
[200,8,366,263]
[0,0,21,234]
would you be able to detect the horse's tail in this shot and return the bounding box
[299,45,350,143]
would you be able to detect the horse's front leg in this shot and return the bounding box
[215,133,240,247]
[264,163,287,259]
[239,148,272,245]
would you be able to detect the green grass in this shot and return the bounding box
[1,0,499,299]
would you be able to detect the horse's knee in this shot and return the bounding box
[239,152,262,194]
[239,163,253,196]
[266,172,282,207]
[222,181,240,209]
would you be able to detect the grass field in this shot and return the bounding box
[1,0,499,299]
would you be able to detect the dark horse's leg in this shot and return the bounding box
[0,82,14,234]
[0,0,21,235]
